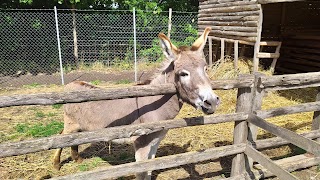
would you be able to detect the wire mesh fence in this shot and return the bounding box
[0,8,198,87]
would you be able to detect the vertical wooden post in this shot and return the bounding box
[253,5,263,72]
[270,42,282,74]
[167,8,172,39]
[234,40,239,71]
[312,87,320,142]
[247,72,265,168]
[231,74,252,177]
[220,38,225,60]
[209,37,213,66]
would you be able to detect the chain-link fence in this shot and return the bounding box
[0,8,198,87]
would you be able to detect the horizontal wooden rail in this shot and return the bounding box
[258,0,305,4]
[259,41,281,46]
[259,71,320,91]
[245,146,298,180]
[256,101,320,119]
[0,78,255,108]
[247,114,320,156]
[50,144,246,180]
[257,52,280,58]
[0,112,248,158]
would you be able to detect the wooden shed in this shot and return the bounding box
[198,0,320,74]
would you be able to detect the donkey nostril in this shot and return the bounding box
[204,100,211,106]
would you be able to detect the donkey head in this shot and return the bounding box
[158,27,220,114]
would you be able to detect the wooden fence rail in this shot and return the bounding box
[2,72,320,179]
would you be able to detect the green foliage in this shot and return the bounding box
[90,80,102,85]
[116,79,131,84]
[15,120,63,138]
[78,157,104,171]
[23,83,41,88]
[52,104,63,109]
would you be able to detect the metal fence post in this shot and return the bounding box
[54,6,65,85]
[133,7,137,82]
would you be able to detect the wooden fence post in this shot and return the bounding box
[312,87,320,142]
[247,72,265,169]
[231,73,264,177]
[231,74,252,176]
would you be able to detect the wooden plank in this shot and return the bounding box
[312,87,320,142]
[255,130,320,150]
[210,30,257,37]
[247,114,320,156]
[252,5,263,72]
[221,38,225,60]
[198,16,259,22]
[234,40,238,71]
[198,10,260,18]
[0,77,255,108]
[258,0,305,4]
[245,146,298,180]
[270,42,282,73]
[257,52,280,58]
[251,154,320,179]
[259,71,320,91]
[256,101,320,119]
[210,26,257,32]
[0,112,248,158]
[50,144,246,180]
[199,4,260,13]
[209,37,213,65]
[199,1,256,9]
[259,41,281,46]
[231,75,252,177]
[209,36,255,45]
[198,21,258,27]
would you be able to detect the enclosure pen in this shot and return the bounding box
[1,71,320,179]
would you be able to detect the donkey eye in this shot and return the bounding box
[179,71,189,77]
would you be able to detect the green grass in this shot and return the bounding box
[52,104,63,109]
[15,120,63,138]
[115,79,132,84]
[22,83,41,88]
[90,80,102,85]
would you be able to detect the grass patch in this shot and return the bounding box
[15,120,63,138]
[52,104,63,109]
[116,79,132,84]
[23,83,41,88]
[90,80,102,85]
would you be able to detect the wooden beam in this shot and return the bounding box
[251,154,320,179]
[198,16,259,22]
[199,1,256,9]
[247,114,320,156]
[0,112,248,158]
[221,38,225,60]
[259,71,320,91]
[312,87,320,142]
[0,77,255,108]
[256,101,320,119]
[209,36,255,46]
[209,37,213,65]
[255,130,320,150]
[231,75,252,177]
[50,144,246,180]
[198,10,260,18]
[234,40,239,71]
[270,42,282,73]
[245,146,298,180]
[257,52,280,58]
[210,26,257,32]
[199,4,260,13]
[258,0,305,4]
[259,41,281,46]
[198,21,258,27]
[252,5,263,72]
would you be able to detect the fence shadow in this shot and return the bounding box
[277,88,317,103]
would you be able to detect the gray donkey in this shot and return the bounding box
[53,27,220,180]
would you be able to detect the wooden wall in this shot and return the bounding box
[198,0,261,42]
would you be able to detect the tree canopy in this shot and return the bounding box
[1,0,199,12]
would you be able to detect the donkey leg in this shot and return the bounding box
[71,145,83,163]
[133,130,168,180]
[53,129,64,170]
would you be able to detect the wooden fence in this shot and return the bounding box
[1,71,320,179]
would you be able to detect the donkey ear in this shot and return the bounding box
[191,27,212,52]
[158,33,179,61]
